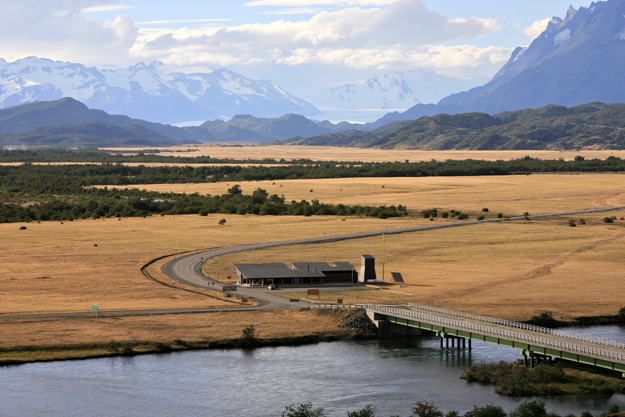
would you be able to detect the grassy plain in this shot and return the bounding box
[3,157,625,361]
[103,144,625,162]
[113,174,625,215]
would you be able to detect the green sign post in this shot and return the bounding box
[92,304,99,318]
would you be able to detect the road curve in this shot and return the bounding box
[162,206,625,309]
[3,206,623,320]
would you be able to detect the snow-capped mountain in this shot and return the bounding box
[0,57,320,124]
[437,0,625,113]
[310,70,484,122]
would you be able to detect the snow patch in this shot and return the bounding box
[554,29,571,46]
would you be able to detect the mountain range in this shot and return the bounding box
[0,58,320,124]
[282,102,625,150]
[0,98,364,148]
[380,0,625,124]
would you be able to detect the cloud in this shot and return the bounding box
[133,0,499,72]
[262,8,319,15]
[0,0,138,65]
[136,19,231,26]
[524,17,550,38]
[246,0,394,6]
[82,5,137,14]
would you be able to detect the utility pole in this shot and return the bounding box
[382,228,387,281]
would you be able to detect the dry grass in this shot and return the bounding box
[101,145,625,163]
[0,214,421,315]
[0,310,345,351]
[3,172,625,359]
[204,211,625,321]
[109,174,625,215]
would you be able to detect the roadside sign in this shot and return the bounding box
[222,285,237,292]
[92,304,98,312]
[289,299,299,303]
[307,289,320,299]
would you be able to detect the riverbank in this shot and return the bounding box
[462,361,625,397]
[0,309,373,366]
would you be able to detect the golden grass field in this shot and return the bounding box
[3,153,625,358]
[110,174,625,215]
[102,144,625,162]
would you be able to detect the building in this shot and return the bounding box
[234,261,358,286]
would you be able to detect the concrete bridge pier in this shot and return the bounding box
[437,332,472,350]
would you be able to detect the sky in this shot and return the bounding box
[0,0,596,96]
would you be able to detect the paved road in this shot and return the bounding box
[3,206,624,320]
[161,206,625,309]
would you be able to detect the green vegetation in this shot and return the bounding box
[288,102,625,150]
[462,361,625,397]
[5,151,625,223]
[240,324,260,347]
[280,399,615,417]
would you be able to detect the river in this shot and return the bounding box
[2,326,624,417]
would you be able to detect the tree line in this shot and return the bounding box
[281,399,614,417]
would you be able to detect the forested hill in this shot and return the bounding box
[282,103,625,150]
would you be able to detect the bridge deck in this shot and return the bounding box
[367,304,625,376]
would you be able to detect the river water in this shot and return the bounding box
[2,326,625,417]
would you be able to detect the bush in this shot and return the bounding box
[19,225,27,230]
[618,306,625,323]
[411,401,443,417]
[240,324,259,347]
[282,403,325,417]
[218,218,226,225]
[568,219,576,227]
[497,213,503,219]
[477,215,485,221]
[603,217,614,223]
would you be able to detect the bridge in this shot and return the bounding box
[363,303,625,376]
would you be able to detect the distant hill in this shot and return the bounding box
[0,121,176,148]
[281,103,625,150]
[0,98,360,147]
[376,0,625,124]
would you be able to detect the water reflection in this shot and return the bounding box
[1,326,624,417]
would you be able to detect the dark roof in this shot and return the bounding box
[234,263,324,280]
[292,262,355,274]
[235,262,356,280]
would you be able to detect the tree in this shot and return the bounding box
[227,184,242,195]
[347,405,375,417]
[465,404,506,417]
[282,403,325,417]
[510,400,547,417]
[411,401,443,417]
[240,324,259,347]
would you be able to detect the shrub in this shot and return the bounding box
[218,218,226,225]
[282,403,325,417]
[579,218,586,225]
[482,208,489,212]
[603,217,614,224]
[618,306,625,323]
[19,225,27,230]
[568,219,576,227]
[497,213,503,218]
[240,324,259,347]
[477,215,485,221]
